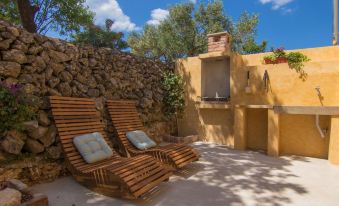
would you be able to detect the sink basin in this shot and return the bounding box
[273,106,339,115]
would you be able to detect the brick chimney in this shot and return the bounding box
[207,32,231,53]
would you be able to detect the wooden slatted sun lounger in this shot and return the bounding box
[49,96,172,199]
[106,100,200,169]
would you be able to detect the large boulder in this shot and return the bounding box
[23,120,39,132]
[24,138,44,154]
[1,130,26,155]
[0,61,21,78]
[0,188,22,206]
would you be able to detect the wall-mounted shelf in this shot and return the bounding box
[195,101,232,109]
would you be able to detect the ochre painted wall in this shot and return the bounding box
[177,46,339,161]
[279,114,330,159]
[246,109,268,151]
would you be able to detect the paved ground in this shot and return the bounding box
[32,142,339,206]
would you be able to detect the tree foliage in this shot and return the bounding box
[0,0,93,35]
[162,71,185,118]
[128,1,267,63]
[72,19,128,50]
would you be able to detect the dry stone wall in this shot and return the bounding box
[0,19,174,184]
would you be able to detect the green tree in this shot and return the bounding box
[72,19,128,50]
[128,1,266,63]
[0,0,93,35]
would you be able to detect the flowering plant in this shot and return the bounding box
[0,81,36,133]
[263,47,310,80]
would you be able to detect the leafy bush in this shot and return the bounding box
[286,52,310,80]
[162,72,185,118]
[0,82,36,134]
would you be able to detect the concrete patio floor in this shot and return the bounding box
[32,142,339,206]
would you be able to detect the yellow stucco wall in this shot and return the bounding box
[177,46,339,161]
[246,109,268,151]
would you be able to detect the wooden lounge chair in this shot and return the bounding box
[106,100,200,169]
[49,96,172,199]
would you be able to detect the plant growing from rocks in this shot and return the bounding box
[162,71,185,118]
[0,82,36,134]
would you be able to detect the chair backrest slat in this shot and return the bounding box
[49,96,120,171]
[106,100,145,152]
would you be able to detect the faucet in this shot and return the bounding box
[315,86,321,96]
[315,86,324,106]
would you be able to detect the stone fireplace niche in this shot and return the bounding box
[199,32,231,103]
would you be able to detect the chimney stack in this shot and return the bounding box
[207,32,231,53]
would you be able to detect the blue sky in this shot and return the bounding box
[48,0,333,50]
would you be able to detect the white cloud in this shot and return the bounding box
[147,8,169,25]
[189,0,197,4]
[259,0,294,10]
[85,0,139,32]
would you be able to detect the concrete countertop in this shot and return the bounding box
[273,106,339,115]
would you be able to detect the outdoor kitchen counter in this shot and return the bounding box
[195,101,232,109]
[273,106,339,115]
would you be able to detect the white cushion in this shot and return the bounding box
[126,130,156,150]
[73,132,113,163]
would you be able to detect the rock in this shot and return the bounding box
[37,110,50,126]
[23,120,39,132]
[28,126,48,140]
[11,40,28,52]
[87,88,100,97]
[76,73,87,84]
[50,62,64,75]
[2,49,27,64]
[48,50,70,62]
[42,41,55,50]
[28,45,43,55]
[46,145,62,159]
[39,125,56,147]
[7,179,29,193]
[73,80,88,93]
[0,151,6,162]
[48,77,60,88]
[19,30,34,44]
[24,138,44,154]
[3,77,18,85]
[0,188,22,206]
[31,56,46,69]
[47,88,61,96]
[7,26,20,37]
[0,130,26,155]
[0,39,13,50]
[59,71,73,82]
[57,82,72,96]
[0,61,21,78]
[22,83,35,94]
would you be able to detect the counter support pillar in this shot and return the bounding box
[234,107,247,150]
[329,115,339,165]
[268,109,280,156]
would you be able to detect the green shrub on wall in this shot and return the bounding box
[0,82,36,134]
[162,71,185,118]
